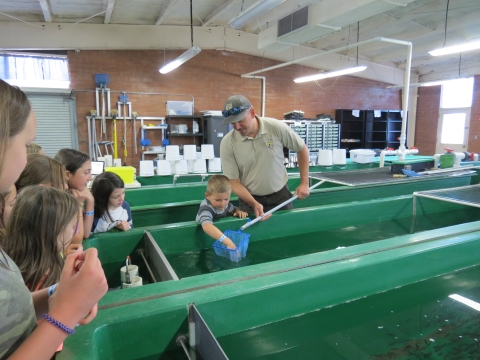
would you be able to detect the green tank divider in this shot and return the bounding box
[85,192,480,290]
[125,175,331,207]
[60,222,480,359]
[129,175,472,228]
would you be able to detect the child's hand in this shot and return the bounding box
[234,210,248,219]
[223,237,237,250]
[116,220,131,231]
[64,243,83,256]
[70,188,94,205]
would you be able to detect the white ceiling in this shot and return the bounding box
[0,0,479,84]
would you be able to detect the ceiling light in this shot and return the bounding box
[159,46,201,74]
[294,65,367,83]
[429,40,480,56]
[229,0,286,29]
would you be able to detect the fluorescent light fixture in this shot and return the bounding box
[159,46,201,74]
[229,0,286,29]
[387,77,473,89]
[449,294,480,311]
[429,40,480,56]
[294,65,367,83]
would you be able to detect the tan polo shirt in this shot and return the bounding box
[220,116,305,196]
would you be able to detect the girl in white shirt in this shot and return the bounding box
[91,172,132,233]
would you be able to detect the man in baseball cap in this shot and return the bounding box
[220,95,310,221]
[222,95,252,125]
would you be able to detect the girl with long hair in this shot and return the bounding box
[54,148,95,242]
[3,186,79,291]
[15,153,68,192]
[91,172,132,233]
[0,79,107,359]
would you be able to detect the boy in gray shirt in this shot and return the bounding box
[196,175,248,249]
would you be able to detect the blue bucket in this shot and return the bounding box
[212,230,250,262]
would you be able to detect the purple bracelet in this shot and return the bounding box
[42,314,76,335]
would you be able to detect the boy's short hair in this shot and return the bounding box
[206,175,231,195]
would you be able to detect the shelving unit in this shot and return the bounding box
[336,109,366,150]
[337,109,406,154]
[283,120,341,161]
[140,118,167,161]
[166,115,205,148]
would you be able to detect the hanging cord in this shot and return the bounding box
[442,0,450,48]
[190,0,193,47]
[313,25,351,91]
[458,53,462,77]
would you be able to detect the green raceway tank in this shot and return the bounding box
[59,216,480,359]
[127,171,473,228]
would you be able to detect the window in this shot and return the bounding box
[440,113,466,144]
[0,53,70,89]
[441,77,474,109]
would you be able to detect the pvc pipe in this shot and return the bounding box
[240,180,326,231]
[379,149,398,168]
[379,148,418,168]
[399,41,412,153]
[241,75,266,117]
[242,37,411,77]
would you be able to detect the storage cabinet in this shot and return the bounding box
[283,120,341,161]
[165,115,205,148]
[335,109,366,150]
[337,109,406,152]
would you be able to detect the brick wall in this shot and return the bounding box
[415,75,480,156]
[68,49,402,169]
[469,75,480,153]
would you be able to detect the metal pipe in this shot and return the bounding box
[240,180,325,231]
[241,75,266,116]
[136,249,157,283]
[176,336,192,360]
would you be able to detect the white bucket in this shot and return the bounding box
[187,159,195,173]
[332,149,347,165]
[139,160,154,176]
[165,145,180,161]
[120,265,138,284]
[174,160,188,175]
[104,155,113,167]
[122,276,143,289]
[113,158,122,167]
[193,159,207,173]
[156,160,171,176]
[317,150,333,166]
[201,144,215,160]
[183,145,197,160]
[208,158,222,173]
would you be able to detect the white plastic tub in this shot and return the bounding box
[349,149,375,164]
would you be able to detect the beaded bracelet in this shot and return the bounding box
[84,210,94,216]
[42,314,76,335]
[48,283,58,298]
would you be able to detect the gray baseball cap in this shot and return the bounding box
[222,95,252,125]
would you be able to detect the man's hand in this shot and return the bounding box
[293,183,310,199]
[253,202,271,221]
